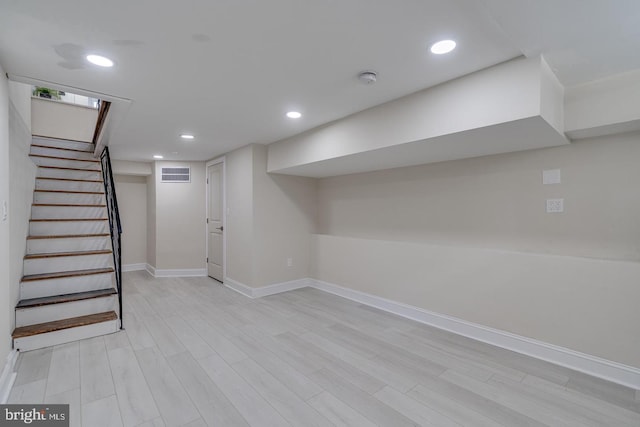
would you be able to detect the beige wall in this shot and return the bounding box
[146,167,156,267]
[313,132,640,368]
[318,132,640,261]
[115,175,147,266]
[225,145,255,285]
[154,161,206,270]
[8,82,36,335]
[118,159,205,272]
[312,234,640,368]
[112,160,152,176]
[31,98,98,142]
[224,144,317,287]
[252,145,317,286]
[0,64,11,363]
[565,69,640,137]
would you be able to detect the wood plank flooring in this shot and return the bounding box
[9,271,640,426]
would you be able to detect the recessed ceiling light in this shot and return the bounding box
[153,155,163,159]
[430,40,456,55]
[286,111,302,119]
[86,54,114,67]
[180,134,195,140]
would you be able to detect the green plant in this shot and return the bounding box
[33,86,61,100]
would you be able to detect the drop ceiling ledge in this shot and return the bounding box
[267,56,569,178]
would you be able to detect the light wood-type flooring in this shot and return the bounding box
[9,271,640,426]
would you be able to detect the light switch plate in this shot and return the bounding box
[543,169,561,185]
[546,198,564,213]
[2,200,7,221]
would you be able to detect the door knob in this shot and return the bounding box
[216,226,224,231]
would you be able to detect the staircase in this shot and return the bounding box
[12,136,120,351]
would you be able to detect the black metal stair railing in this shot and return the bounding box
[100,146,123,329]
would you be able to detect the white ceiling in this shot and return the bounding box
[0,0,639,162]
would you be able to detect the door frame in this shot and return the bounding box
[205,156,226,282]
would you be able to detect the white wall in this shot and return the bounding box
[153,161,206,270]
[0,77,35,363]
[8,82,36,335]
[313,132,640,368]
[31,98,98,142]
[0,64,12,364]
[114,175,147,266]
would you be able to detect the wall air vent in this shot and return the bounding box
[161,167,190,183]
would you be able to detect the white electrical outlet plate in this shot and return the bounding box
[546,198,564,213]
[543,169,561,184]
[287,258,293,267]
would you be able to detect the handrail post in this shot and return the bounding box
[100,146,123,330]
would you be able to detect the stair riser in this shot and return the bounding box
[31,205,106,220]
[36,179,103,193]
[37,167,102,181]
[31,156,101,170]
[13,320,119,352]
[31,145,96,160]
[34,192,105,205]
[21,273,114,299]
[32,137,95,152]
[30,221,109,236]
[24,253,113,276]
[27,237,111,255]
[16,295,117,327]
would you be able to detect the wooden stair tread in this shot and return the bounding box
[30,154,100,163]
[31,144,93,154]
[25,249,112,259]
[37,177,101,182]
[33,135,94,144]
[38,165,101,173]
[17,288,117,309]
[30,218,108,222]
[32,203,106,207]
[35,189,103,195]
[12,311,117,339]
[22,267,114,282]
[28,233,110,240]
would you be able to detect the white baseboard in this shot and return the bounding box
[224,277,255,298]
[309,279,640,390]
[253,278,309,298]
[122,263,147,272]
[145,264,156,277]
[145,264,206,278]
[223,277,309,298]
[0,350,19,404]
[211,274,640,389]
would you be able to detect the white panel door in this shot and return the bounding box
[207,163,224,282]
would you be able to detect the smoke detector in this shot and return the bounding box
[358,71,377,85]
